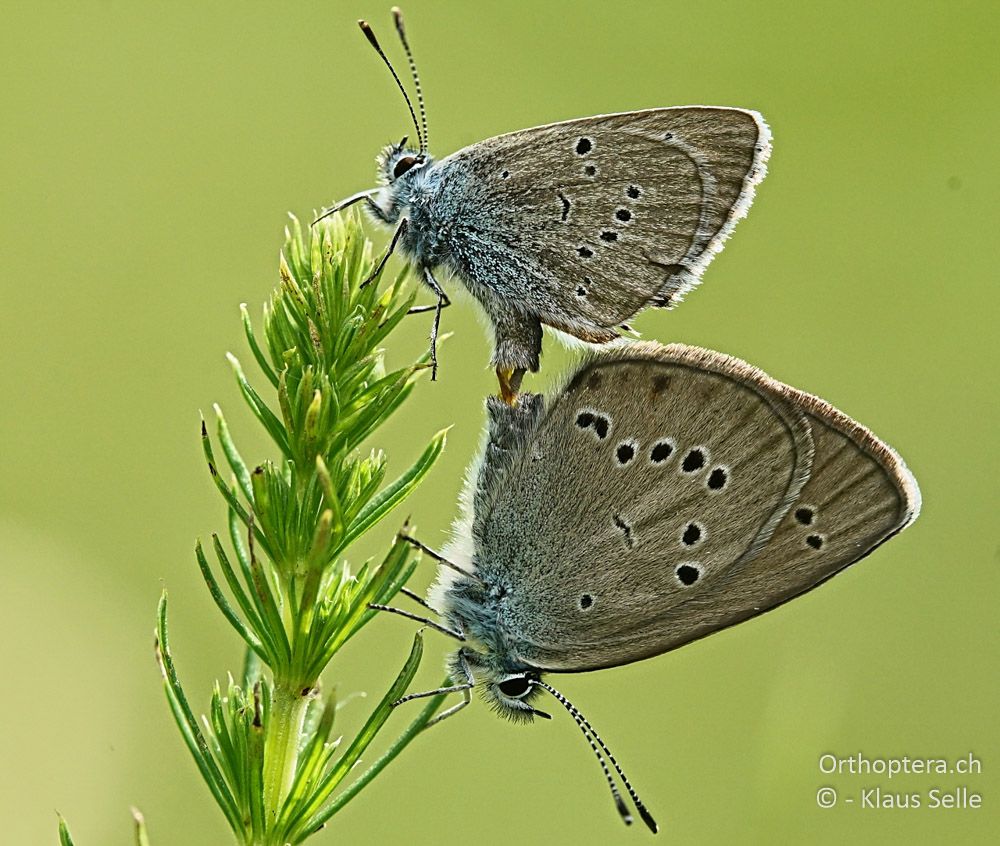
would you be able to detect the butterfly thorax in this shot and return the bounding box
[440,575,521,662]
[370,150,453,268]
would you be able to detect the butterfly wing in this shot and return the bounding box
[433,108,770,343]
[470,343,919,672]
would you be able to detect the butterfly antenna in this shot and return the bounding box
[358,19,424,152]
[391,7,428,154]
[534,680,658,834]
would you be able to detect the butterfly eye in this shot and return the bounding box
[498,676,532,699]
[393,155,418,178]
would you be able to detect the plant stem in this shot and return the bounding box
[263,679,309,839]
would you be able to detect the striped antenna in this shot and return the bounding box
[391,7,428,154]
[534,679,658,833]
[358,18,424,152]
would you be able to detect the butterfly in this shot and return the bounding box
[377,342,920,830]
[317,9,771,403]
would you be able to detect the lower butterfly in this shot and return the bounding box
[374,342,920,831]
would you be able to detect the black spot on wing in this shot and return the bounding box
[806,534,824,550]
[573,407,611,440]
[615,442,636,465]
[676,563,700,586]
[681,448,706,473]
[707,467,728,490]
[650,441,674,463]
[681,522,703,546]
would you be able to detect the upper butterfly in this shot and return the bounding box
[316,8,772,402]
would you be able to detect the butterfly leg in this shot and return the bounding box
[406,268,450,380]
[399,586,437,612]
[360,218,408,289]
[422,689,472,729]
[311,189,381,225]
[394,652,476,729]
[398,531,483,584]
[367,602,465,641]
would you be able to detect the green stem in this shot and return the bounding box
[263,679,310,841]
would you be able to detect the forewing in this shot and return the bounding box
[473,343,815,671]
[436,108,770,338]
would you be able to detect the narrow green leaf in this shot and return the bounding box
[277,369,295,442]
[154,593,244,835]
[242,521,293,669]
[342,453,387,525]
[338,363,417,421]
[195,541,264,657]
[341,376,411,453]
[227,510,290,665]
[207,683,240,798]
[210,533,276,664]
[241,303,280,388]
[131,807,150,846]
[372,553,419,612]
[306,509,334,571]
[201,420,274,560]
[242,644,262,689]
[314,455,345,541]
[247,682,267,841]
[314,554,399,666]
[303,389,323,448]
[336,557,420,660]
[57,817,76,846]
[338,429,447,553]
[214,405,253,504]
[370,362,432,424]
[227,353,292,458]
[354,282,417,350]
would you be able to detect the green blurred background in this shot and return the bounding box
[2,1,997,843]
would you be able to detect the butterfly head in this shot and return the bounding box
[377,137,432,187]
[451,648,549,724]
[360,11,433,198]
